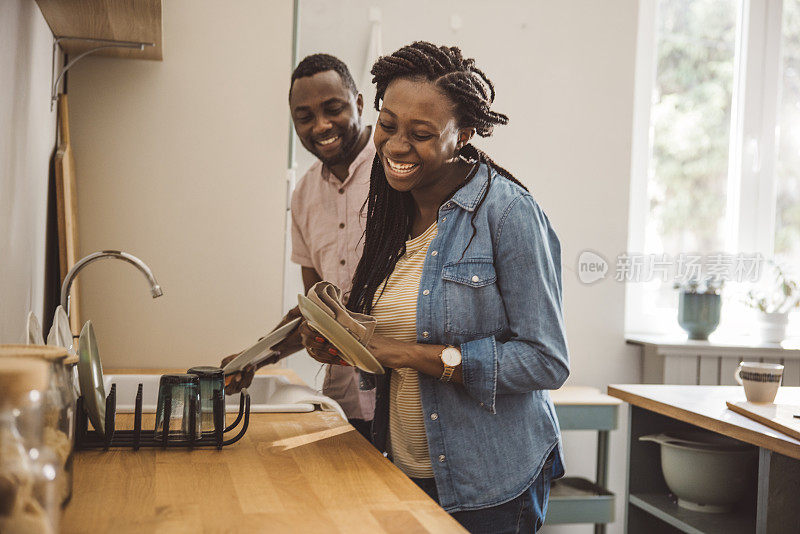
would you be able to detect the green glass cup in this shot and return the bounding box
[154,374,201,441]
[187,366,224,432]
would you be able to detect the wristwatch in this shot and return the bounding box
[439,346,462,382]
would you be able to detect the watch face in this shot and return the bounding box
[442,347,462,366]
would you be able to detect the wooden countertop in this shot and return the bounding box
[608,384,800,460]
[61,369,465,533]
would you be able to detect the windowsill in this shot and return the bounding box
[625,332,800,355]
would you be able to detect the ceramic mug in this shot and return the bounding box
[734,362,784,403]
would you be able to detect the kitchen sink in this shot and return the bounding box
[103,374,316,414]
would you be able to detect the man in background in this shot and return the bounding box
[222,54,375,438]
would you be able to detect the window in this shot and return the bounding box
[628,0,799,335]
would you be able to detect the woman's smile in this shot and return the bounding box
[384,156,421,179]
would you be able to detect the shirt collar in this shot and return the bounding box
[320,126,375,186]
[449,163,491,212]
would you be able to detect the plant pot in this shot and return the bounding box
[758,312,789,344]
[678,292,721,340]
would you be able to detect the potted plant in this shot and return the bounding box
[674,277,724,340]
[744,262,799,343]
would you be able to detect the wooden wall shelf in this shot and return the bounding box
[36,0,163,61]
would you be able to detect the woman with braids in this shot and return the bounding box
[299,41,569,533]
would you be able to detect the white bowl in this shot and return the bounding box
[640,431,757,513]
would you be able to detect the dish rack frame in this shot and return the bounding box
[74,383,251,450]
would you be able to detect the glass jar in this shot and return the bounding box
[0,357,60,534]
[0,346,74,508]
[187,366,225,432]
[154,374,202,440]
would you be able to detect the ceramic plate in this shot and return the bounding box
[77,321,106,435]
[223,317,302,375]
[26,311,44,345]
[297,294,384,375]
[47,306,74,353]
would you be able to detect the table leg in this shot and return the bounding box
[594,430,609,534]
[756,448,800,534]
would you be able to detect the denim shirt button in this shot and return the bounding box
[441,217,447,222]
[471,275,480,283]
[422,331,430,338]
[438,454,446,462]
[423,289,430,296]
[431,250,438,256]
[430,413,438,420]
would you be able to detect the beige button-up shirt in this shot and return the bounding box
[290,136,376,420]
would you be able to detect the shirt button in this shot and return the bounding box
[422,331,430,338]
[438,454,446,462]
[431,251,438,256]
[430,413,438,421]
[471,275,480,282]
[442,217,447,222]
[422,289,430,296]
[340,259,346,265]
[339,222,345,229]
[338,188,345,194]
[480,402,485,407]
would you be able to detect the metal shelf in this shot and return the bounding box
[629,493,755,534]
[547,477,615,525]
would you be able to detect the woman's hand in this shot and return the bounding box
[297,321,351,366]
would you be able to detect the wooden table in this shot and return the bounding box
[61,369,465,533]
[608,385,800,534]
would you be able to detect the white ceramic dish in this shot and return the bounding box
[77,321,106,435]
[104,374,315,414]
[297,294,384,374]
[222,317,302,375]
[26,311,44,345]
[47,306,74,353]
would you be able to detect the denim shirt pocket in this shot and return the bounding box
[442,258,506,336]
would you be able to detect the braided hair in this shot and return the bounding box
[348,42,528,314]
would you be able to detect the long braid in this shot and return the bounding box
[349,42,527,314]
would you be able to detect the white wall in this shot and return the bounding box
[0,1,59,344]
[297,2,641,532]
[66,0,294,369]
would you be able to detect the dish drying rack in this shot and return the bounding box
[75,383,251,450]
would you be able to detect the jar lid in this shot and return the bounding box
[187,366,224,379]
[0,344,69,362]
[0,357,50,405]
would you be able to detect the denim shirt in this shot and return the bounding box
[370,163,570,512]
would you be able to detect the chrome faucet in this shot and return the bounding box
[60,250,164,320]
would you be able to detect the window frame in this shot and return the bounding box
[626,0,786,335]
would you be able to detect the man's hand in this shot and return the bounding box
[220,307,304,394]
[270,306,305,356]
[297,320,351,366]
[221,353,257,395]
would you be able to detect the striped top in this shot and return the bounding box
[371,222,438,478]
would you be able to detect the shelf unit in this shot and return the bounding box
[610,385,800,534]
[547,386,621,533]
[35,0,163,60]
